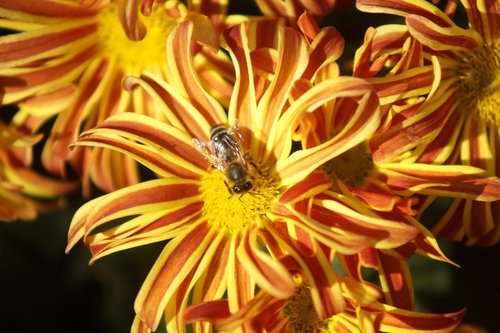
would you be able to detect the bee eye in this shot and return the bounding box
[233,181,252,193]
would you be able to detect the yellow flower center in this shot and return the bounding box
[95,1,179,74]
[200,162,280,234]
[322,142,374,187]
[282,281,327,333]
[456,41,500,127]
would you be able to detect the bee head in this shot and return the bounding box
[233,181,253,193]
[227,163,253,193]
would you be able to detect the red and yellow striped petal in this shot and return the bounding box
[257,25,309,161]
[227,233,254,314]
[66,178,201,253]
[431,197,466,242]
[301,21,345,81]
[356,0,455,27]
[267,221,346,319]
[0,0,94,19]
[375,304,466,333]
[134,222,222,331]
[406,14,482,53]
[41,57,108,177]
[279,171,332,204]
[184,299,232,324]
[277,77,380,185]
[86,203,203,262]
[341,277,382,307]
[118,0,148,41]
[131,314,152,333]
[73,112,209,179]
[379,162,500,201]
[190,234,231,307]
[2,151,79,198]
[376,251,414,310]
[368,66,435,106]
[371,87,458,163]
[309,197,419,249]
[461,114,495,172]
[0,45,94,104]
[165,20,227,131]
[415,105,464,164]
[223,23,258,138]
[0,19,95,68]
[13,85,76,133]
[272,207,375,255]
[463,0,500,42]
[383,213,456,265]
[344,179,417,215]
[236,226,295,300]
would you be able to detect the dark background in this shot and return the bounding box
[0,1,498,332]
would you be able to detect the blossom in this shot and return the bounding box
[0,122,78,221]
[185,248,465,333]
[354,0,500,246]
[0,0,232,195]
[291,15,500,280]
[66,19,420,332]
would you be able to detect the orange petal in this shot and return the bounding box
[73,112,209,179]
[118,0,147,41]
[134,222,216,331]
[278,77,380,186]
[376,304,466,332]
[165,20,227,131]
[184,300,231,323]
[236,226,295,299]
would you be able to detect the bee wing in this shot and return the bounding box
[192,137,225,171]
[229,120,245,147]
[228,121,249,166]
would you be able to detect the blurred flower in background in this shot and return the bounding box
[0,0,233,195]
[0,121,78,221]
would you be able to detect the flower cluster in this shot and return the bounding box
[1,0,499,332]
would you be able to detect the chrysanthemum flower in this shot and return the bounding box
[66,19,420,332]
[355,0,500,245]
[0,121,78,221]
[290,18,499,318]
[0,0,232,195]
[292,13,500,275]
[185,250,465,333]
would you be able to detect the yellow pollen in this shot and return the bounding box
[95,1,178,74]
[282,284,327,333]
[455,41,500,127]
[200,163,280,234]
[323,142,374,187]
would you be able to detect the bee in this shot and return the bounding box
[193,123,254,194]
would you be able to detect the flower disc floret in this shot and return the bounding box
[456,41,500,127]
[96,2,176,73]
[282,282,326,333]
[323,142,374,187]
[200,162,280,233]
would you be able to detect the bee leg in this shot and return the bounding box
[224,180,234,199]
